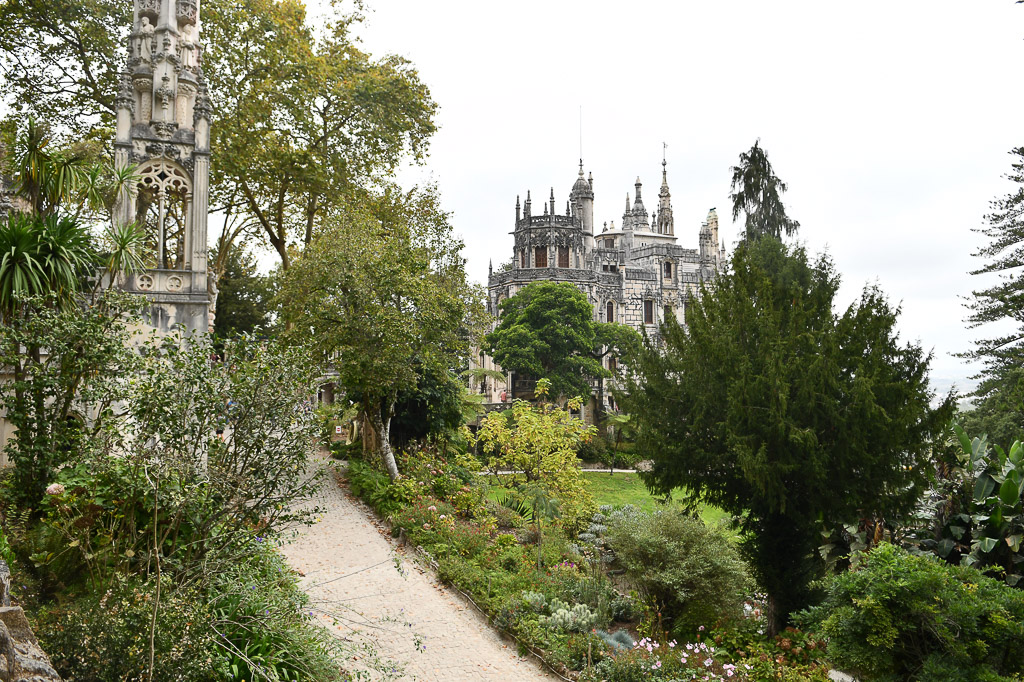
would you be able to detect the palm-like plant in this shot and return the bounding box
[0,216,46,320]
[0,213,96,320]
[99,221,147,288]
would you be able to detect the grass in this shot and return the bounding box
[581,471,731,527]
[485,470,732,528]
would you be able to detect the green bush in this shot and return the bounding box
[346,460,409,517]
[210,542,345,682]
[605,508,751,636]
[35,574,221,682]
[576,435,609,464]
[798,543,1024,681]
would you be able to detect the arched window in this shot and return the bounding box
[606,301,614,323]
[134,159,192,269]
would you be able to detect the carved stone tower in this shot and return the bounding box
[112,0,213,335]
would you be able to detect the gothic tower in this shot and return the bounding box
[656,158,674,235]
[112,0,213,334]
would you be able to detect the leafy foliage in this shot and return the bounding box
[729,140,800,241]
[212,245,275,338]
[915,425,1024,586]
[604,507,751,637]
[279,187,483,479]
[473,382,597,530]
[620,237,953,633]
[34,335,323,587]
[0,290,142,508]
[35,573,221,682]
[484,281,640,402]
[799,543,1024,682]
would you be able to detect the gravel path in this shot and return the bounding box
[280,459,560,682]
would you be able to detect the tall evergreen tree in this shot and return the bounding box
[729,140,800,241]
[620,238,952,636]
[961,147,1024,447]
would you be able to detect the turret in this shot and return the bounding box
[524,190,532,218]
[569,160,595,250]
[549,187,555,216]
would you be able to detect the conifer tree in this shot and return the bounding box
[961,147,1024,448]
[620,238,952,636]
[729,140,800,242]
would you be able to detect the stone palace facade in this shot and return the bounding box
[471,158,725,416]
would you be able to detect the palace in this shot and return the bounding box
[472,158,725,416]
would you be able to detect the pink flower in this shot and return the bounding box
[427,505,437,512]
[704,658,713,667]
[45,483,65,495]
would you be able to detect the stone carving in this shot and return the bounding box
[178,25,196,70]
[138,17,155,62]
[177,0,198,24]
[155,75,174,117]
[138,0,159,17]
[167,275,183,292]
[137,274,154,291]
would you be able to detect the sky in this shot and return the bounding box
[324,0,1024,397]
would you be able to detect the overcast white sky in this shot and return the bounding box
[343,0,1023,397]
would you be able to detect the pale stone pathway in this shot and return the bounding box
[281,459,560,682]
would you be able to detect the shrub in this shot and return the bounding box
[346,460,409,517]
[209,542,345,682]
[605,508,751,636]
[35,574,220,682]
[798,543,1024,681]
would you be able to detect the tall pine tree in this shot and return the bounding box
[961,147,1024,448]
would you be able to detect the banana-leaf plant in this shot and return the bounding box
[930,425,1024,586]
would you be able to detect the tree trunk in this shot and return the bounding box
[368,408,400,481]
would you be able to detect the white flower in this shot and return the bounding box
[45,483,65,495]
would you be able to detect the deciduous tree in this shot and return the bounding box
[278,186,482,480]
[484,281,640,404]
[620,237,952,635]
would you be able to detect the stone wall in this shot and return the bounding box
[0,561,61,682]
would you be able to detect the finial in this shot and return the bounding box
[578,158,584,176]
[544,202,548,215]
[526,190,531,202]
[566,200,570,216]
[516,195,520,207]
[550,187,555,201]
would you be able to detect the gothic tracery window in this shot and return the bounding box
[134,159,192,269]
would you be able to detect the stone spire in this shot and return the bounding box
[657,155,674,236]
[110,0,212,334]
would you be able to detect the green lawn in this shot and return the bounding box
[581,471,731,527]
[485,470,732,528]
